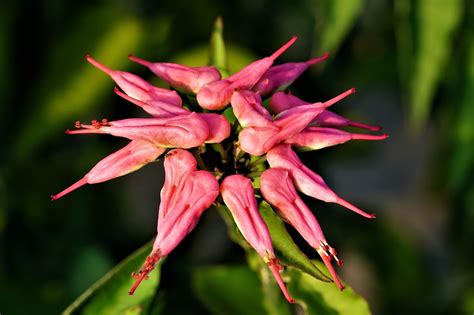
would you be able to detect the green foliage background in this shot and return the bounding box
[0,0,473,314]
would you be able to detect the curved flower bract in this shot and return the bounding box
[52,27,387,302]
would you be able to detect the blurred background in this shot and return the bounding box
[0,0,473,314]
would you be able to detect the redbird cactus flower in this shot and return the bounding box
[129,149,219,294]
[221,175,294,303]
[260,168,344,290]
[53,25,387,303]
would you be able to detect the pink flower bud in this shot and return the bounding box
[196,36,297,110]
[220,175,294,303]
[285,126,388,151]
[260,168,344,290]
[254,53,329,97]
[86,55,182,106]
[269,91,381,131]
[130,149,219,295]
[128,55,221,94]
[66,113,209,149]
[267,144,376,218]
[239,104,327,156]
[230,91,274,128]
[198,113,231,143]
[51,140,165,200]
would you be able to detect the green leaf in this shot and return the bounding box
[215,205,248,248]
[192,265,268,315]
[63,241,162,315]
[208,17,228,77]
[244,251,292,315]
[288,262,371,315]
[14,8,146,160]
[315,0,364,55]
[259,201,331,282]
[448,31,474,192]
[397,0,462,129]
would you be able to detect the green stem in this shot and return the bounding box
[193,150,206,170]
[211,143,227,162]
[248,155,267,168]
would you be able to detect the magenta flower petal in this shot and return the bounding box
[221,174,294,303]
[196,36,297,110]
[270,90,381,131]
[86,55,182,106]
[51,140,165,200]
[285,126,388,151]
[230,90,274,128]
[66,113,209,148]
[267,144,376,218]
[253,53,329,97]
[239,104,325,156]
[130,150,219,294]
[197,113,231,143]
[159,149,197,218]
[114,87,189,118]
[260,168,344,290]
[128,55,221,94]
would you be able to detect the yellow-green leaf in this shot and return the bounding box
[63,241,162,315]
[288,261,371,315]
[208,16,228,76]
[259,201,331,282]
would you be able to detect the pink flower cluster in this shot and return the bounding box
[52,36,387,303]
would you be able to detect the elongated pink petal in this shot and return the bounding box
[197,36,297,110]
[130,151,219,295]
[159,149,197,219]
[260,168,343,289]
[267,144,376,218]
[129,55,221,94]
[86,55,182,106]
[284,126,388,151]
[51,140,164,200]
[221,174,294,303]
[269,91,307,113]
[254,53,329,96]
[230,91,274,128]
[239,104,323,156]
[114,87,189,118]
[155,170,219,254]
[269,91,381,130]
[68,113,209,149]
[221,175,274,256]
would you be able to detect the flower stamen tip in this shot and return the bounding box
[129,251,161,295]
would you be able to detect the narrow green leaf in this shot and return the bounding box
[406,0,462,128]
[448,31,474,192]
[192,265,268,315]
[172,44,256,76]
[244,251,291,315]
[259,201,331,282]
[208,17,228,77]
[315,0,364,55]
[63,241,162,315]
[14,10,146,160]
[288,262,371,315]
[215,205,248,248]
